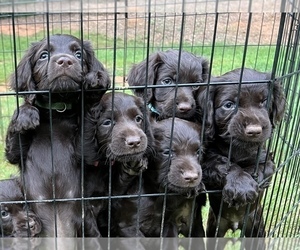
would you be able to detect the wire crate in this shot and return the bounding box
[0,0,299,249]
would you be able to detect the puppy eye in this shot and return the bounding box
[260,98,268,107]
[192,81,202,91]
[75,51,82,60]
[222,101,236,110]
[40,51,49,60]
[1,210,9,219]
[161,78,174,85]
[163,149,173,157]
[102,119,112,127]
[135,115,143,124]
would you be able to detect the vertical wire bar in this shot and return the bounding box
[134,4,152,237]
[159,7,186,239]
[265,13,293,236]
[79,3,85,238]
[107,5,118,240]
[206,13,225,238]
[161,13,167,50]
[233,13,255,238]
[219,13,230,74]
[230,13,242,71]
[123,11,128,88]
[11,0,30,237]
[44,2,59,239]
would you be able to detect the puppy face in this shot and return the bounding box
[84,92,153,165]
[33,35,86,92]
[200,68,286,142]
[214,84,272,142]
[152,118,203,194]
[10,34,110,100]
[0,179,42,237]
[127,50,209,120]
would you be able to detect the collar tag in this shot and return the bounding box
[147,103,160,116]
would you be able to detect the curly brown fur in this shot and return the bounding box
[127,49,209,121]
[5,34,110,237]
[198,68,286,237]
[0,178,42,237]
[108,118,206,244]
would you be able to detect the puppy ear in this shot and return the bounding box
[10,42,40,103]
[135,96,155,151]
[82,103,102,165]
[83,41,111,104]
[151,122,165,146]
[197,85,215,140]
[270,80,286,126]
[127,52,163,103]
[84,41,111,88]
[199,57,210,83]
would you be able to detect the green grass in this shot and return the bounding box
[0,31,277,84]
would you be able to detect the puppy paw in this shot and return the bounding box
[12,104,40,132]
[14,215,42,237]
[223,172,259,208]
[122,157,148,175]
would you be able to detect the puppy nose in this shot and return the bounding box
[182,171,199,183]
[177,102,192,112]
[56,57,73,68]
[28,218,36,228]
[245,124,262,136]
[125,136,141,148]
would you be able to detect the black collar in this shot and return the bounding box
[35,99,73,113]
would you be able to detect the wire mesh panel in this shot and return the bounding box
[0,0,299,248]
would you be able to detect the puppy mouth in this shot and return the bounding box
[221,131,270,144]
[176,110,195,119]
[235,134,269,143]
[166,183,202,197]
[47,76,82,92]
[107,151,146,163]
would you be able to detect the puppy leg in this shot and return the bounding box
[10,103,39,133]
[13,212,42,237]
[5,104,39,165]
[77,205,101,237]
[202,153,230,189]
[223,164,259,208]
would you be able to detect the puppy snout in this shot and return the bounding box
[56,56,73,68]
[125,135,141,148]
[177,102,193,112]
[182,170,199,183]
[28,218,36,228]
[245,124,262,136]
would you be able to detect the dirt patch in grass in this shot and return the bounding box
[0,12,280,45]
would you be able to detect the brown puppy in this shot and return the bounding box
[199,68,286,237]
[0,178,42,237]
[82,92,154,236]
[127,49,209,120]
[5,34,110,237]
[109,118,206,243]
